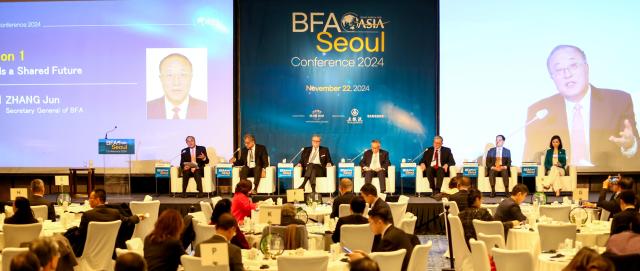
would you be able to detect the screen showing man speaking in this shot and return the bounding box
[0,0,233,168]
[440,0,640,172]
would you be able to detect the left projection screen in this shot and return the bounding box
[0,0,234,168]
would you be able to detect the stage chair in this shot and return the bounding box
[539,205,571,222]
[231,157,276,194]
[278,255,329,271]
[193,221,216,248]
[406,241,431,271]
[130,200,160,239]
[469,239,491,271]
[369,249,406,271]
[340,224,374,253]
[2,223,43,248]
[415,166,458,194]
[492,248,534,271]
[292,165,336,194]
[538,224,576,251]
[77,220,121,271]
[170,165,214,196]
[31,205,49,221]
[536,155,578,193]
[447,214,474,270]
[388,201,408,226]
[2,247,29,271]
[353,165,396,194]
[477,165,518,194]
[399,213,417,234]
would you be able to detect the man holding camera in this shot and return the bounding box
[584,175,636,217]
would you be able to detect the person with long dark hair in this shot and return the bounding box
[144,209,185,271]
[5,197,38,224]
[543,135,567,197]
[211,199,250,249]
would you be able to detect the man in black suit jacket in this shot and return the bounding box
[360,183,394,224]
[29,179,56,221]
[332,195,369,243]
[485,135,512,197]
[297,135,333,193]
[179,136,209,197]
[331,178,356,218]
[523,45,639,170]
[368,208,415,271]
[231,134,269,193]
[360,139,391,193]
[611,190,640,235]
[448,176,471,212]
[195,214,244,271]
[420,135,456,194]
[494,184,528,234]
[587,176,640,217]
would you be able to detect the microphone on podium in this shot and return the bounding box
[288,148,305,163]
[410,148,428,162]
[104,126,117,139]
[231,148,241,160]
[349,149,367,162]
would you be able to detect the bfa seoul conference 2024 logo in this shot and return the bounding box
[340,12,385,32]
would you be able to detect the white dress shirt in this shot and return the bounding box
[248,146,256,168]
[430,148,441,167]
[370,151,381,170]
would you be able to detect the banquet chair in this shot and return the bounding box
[399,213,418,234]
[416,166,458,194]
[338,204,351,218]
[473,219,506,242]
[181,255,228,271]
[2,223,43,248]
[211,196,222,209]
[31,205,49,221]
[369,249,406,271]
[535,155,578,193]
[277,254,329,271]
[193,221,216,248]
[442,198,459,215]
[130,200,160,239]
[491,248,534,271]
[293,165,337,193]
[398,195,410,204]
[124,237,144,255]
[2,247,29,271]
[537,224,577,251]
[388,201,408,226]
[170,165,215,196]
[476,233,506,254]
[447,214,474,270]
[353,165,396,194]
[77,220,122,271]
[406,241,431,271]
[261,225,309,250]
[340,224,374,253]
[231,157,277,194]
[539,205,571,222]
[600,209,611,221]
[115,248,142,257]
[469,239,491,271]
[200,201,214,224]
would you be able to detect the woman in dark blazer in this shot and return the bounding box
[543,135,567,197]
[4,197,38,224]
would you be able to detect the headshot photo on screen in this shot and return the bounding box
[146,48,208,120]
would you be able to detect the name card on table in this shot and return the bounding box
[215,163,233,178]
[259,207,282,225]
[277,163,294,178]
[521,162,538,177]
[462,162,479,178]
[98,138,135,154]
[200,243,229,267]
[338,162,354,178]
[400,163,417,178]
[55,175,70,186]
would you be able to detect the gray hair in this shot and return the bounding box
[434,135,443,142]
[30,179,45,193]
[29,237,60,268]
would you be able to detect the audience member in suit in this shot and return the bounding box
[611,190,640,235]
[448,176,472,212]
[419,135,456,194]
[542,135,568,197]
[493,184,529,235]
[280,204,306,226]
[144,209,185,271]
[594,176,635,217]
[195,213,245,271]
[211,198,250,249]
[28,237,60,271]
[4,197,38,225]
[115,252,147,271]
[332,196,369,243]
[297,134,333,193]
[70,189,141,257]
[9,252,41,271]
[458,188,518,248]
[231,179,256,224]
[231,134,269,193]
[605,215,640,256]
[359,139,391,193]
[485,135,512,198]
[331,178,356,218]
[360,183,393,224]
[29,179,56,221]
[179,136,209,198]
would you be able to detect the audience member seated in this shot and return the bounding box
[562,247,614,271]
[5,197,38,224]
[441,176,459,196]
[231,179,256,224]
[493,184,528,235]
[611,190,640,235]
[448,176,471,212]
[280,204,305,226]
[211,198,250,249]
[458,188,517,247]
[115,252,147,271]
[195,213,244,271]
[349,256,380,271]
[144,209,185,271]
[331,178,356,218]
[332,195,369,243]
[606,217,640,256]
[360,183,393,224]
[29,179,56,221]
[584,176,634,216]
[28,237,60,271]
[10,252,41,271]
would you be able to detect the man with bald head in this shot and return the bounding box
[147,53,207,119]
[523,45,639,169]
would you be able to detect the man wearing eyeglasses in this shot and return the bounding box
[523,45,639,169]
[297,134,333,193]
[147,53,207,119]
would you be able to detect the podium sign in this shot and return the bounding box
[98,139,135,154]
[521,162,538,177]
[400,163,417,178]
[277,163,294,178]
[462,162,479,178]
[215,163,233,178]
[155,167,170,178]
[338,162,354,178]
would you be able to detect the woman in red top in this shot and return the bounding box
[231,179,256,224]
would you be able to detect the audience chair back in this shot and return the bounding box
[130,200,160,239]
[181,255,228,271]
[1,247,29,271]
[200,201,214,224]
[447,214,473,270]
[537,224,577,251]
[442,198,459,216]
[277,254,329,271]
[338,204,351,218]
[406,241,431,271]
[469,239,491,271]
[399,214,418,234]
[369,249,406,271]
[473,219,505,241]
[340,224,374,253]
[78,220,122,271]
[2,223,43,248]
[491,248,534,271]
[31,205,49,221]
[388,202,408,226]
[539,205,571,222]
[476,233,506,255]
[194,221,216,248]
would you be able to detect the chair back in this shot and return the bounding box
[130,200,160,239]
[2,223,43,247]
[443,198,459,216]
[476,233,505,254]
[181,255,229,271]
[369,249,406,271]
[80,220,122,271]
[378,193,387,201]
[388,202,408,226]
[31,205,49,220]
[340,224,374,253]
[200,201,214,224]
[211,196,223,209]
[447,214,471,270]
[194,221,216,248]
[469,239,491,271]
[537,224,577,251]
[491,248,534,271]
[600,209,611,221]
[398,195,410,204]
[261,225,309,250]
[399,215,418,234]
[2,247,29,271]
[539,205,571,222]
[338,204,352,218]
[473,219,505,241]
[277,254,329,271]
[406,241,431,271]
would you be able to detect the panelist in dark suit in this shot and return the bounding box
[610,190,640,235]
[29,178,56,221]
[179,136,209,198]
[231,134,269,193]
[195,214,244,271]
[297,135,333,193]
[523,45,639,170]
[331,178,356,218]
[420,135,456,194]
[359,139,391,193]
[485,135,512,198]
[368,208,415,271]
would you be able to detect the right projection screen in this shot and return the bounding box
[439,0,640,172]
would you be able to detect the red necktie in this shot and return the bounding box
[434,149,439,170]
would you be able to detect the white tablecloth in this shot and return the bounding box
[242,249,348,271]
[537,247,606,271]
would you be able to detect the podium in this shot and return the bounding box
[400,162,417,194]
[215,163,232,194]
[98,138,135,195]
[277,163,294,195]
